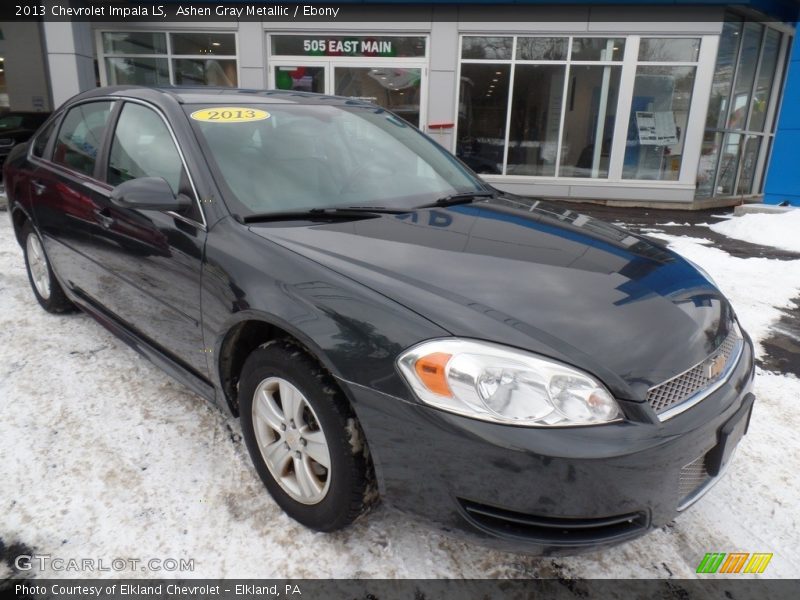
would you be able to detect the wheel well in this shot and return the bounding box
[11,208,29,246]
[219,320,328,417]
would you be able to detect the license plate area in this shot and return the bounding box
[705,393,754,477]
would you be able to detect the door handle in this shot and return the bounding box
[31,180,47,196]
[93,208,116,228]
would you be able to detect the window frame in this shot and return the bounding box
[96,29,240,88]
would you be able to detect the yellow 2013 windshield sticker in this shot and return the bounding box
[190,107,270,123]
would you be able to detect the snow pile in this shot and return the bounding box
[708,210,800,253]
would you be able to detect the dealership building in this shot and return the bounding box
[1,0,799,208]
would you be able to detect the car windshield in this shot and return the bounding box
[185,103,484,216]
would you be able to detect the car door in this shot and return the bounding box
[32,100,119,305]
[83,100,209,377]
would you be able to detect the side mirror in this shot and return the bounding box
[109,177,191,212]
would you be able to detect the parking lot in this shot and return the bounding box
[1,205,799,580]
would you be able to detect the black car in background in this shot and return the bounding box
[0,111,51,168]
[3,86,755,554]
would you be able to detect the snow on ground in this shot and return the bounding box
[1,214,799,580]
[706,210,800,254]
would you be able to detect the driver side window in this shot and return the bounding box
[108,102,201,222]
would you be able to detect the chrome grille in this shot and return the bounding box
[647,328,741,417]
[679,454,711,500]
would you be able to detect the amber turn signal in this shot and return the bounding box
[414,352,453,397]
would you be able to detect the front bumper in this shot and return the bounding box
[340,338,755,554]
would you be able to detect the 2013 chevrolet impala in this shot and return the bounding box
[3,86,755,554]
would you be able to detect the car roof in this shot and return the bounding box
[69,85,373,109]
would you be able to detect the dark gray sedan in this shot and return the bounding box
[3,86,754,554]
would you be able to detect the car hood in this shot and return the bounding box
[249,198,736,400]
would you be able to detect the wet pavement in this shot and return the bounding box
[563,201,800,261]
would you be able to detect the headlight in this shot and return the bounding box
[397,339,622,427]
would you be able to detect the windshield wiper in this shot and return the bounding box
[238,206,409,224]
[416,190,495,209]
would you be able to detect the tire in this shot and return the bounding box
[21,221,75,314]
[239,340,377,531]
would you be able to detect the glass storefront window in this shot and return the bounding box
[638,38,701,62]
[698,13,787,198]
[727,22,763,129]
[458,35,627,178]
[560,65,621,178]
[571,38,625,61]
[274,66,325,93]
[623,65,696,180]
[736,135,761,194]
[100,30,238,87]
[170,32,236,56]
[173,59,237,86]
[456,25,786,189]
[334,67,422,127]
[516,37,567,61]
[507,65,565,176]
[102,32,166,55]
[750,28,782,131]
[705,18,742,130]
[105,57,170,86]
[716,133,742,195]
[461,37,513,60]
[457,63,511,174]
[696,132,723,196]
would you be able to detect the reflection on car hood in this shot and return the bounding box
[249,198,736,400]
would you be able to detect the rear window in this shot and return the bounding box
[32,118,57,159]
[53,102,114,177]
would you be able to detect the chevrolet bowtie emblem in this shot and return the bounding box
[704,353,727,379]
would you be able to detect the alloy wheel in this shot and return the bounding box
[252,376,332,505]
[26,232,51,300]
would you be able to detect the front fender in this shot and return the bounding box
[201,217,449,411]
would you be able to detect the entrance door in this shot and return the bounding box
[270,62,328,94]
[268,60,425,128]
[333,65,423,127]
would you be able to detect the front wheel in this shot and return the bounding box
[239,340,376,531]
[21,221,75,314]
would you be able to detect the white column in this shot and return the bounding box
[238,20,267,89]
[42,18,95,107]
[679,34,720,185]
[427,7,459,149]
